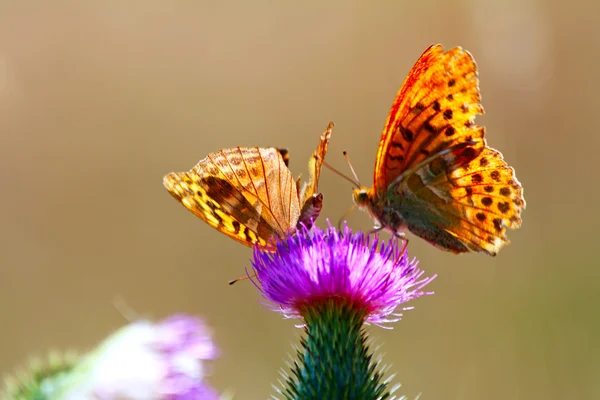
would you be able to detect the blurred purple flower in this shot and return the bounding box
[155,314,218,361]
[56,314,220,400]
[251,224,436,326]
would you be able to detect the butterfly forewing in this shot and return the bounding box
[299,122,333,206]
[297,122,333,228]
[375,45,485,194]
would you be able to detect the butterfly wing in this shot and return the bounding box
[163,147,300,247]
[373,45,485,195]
[395,147,525,255]
[443,148,525,254]
[278,148,290,167]
[297,122,334,228]
[371,44,524,254]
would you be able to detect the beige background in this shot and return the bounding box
[1,1,597,399]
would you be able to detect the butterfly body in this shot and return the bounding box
[354,45,525,255]
[164,123,333,249]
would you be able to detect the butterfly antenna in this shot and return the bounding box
[342,151,362,187]
[228,273,257,286]
[322,159,360,188]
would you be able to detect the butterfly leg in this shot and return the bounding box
[368,223,408,251]
[393,231,407,241]
[393,231,409,255]
[368,225,384,235]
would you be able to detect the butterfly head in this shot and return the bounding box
[352,186,373,210]
[352,186,393,230]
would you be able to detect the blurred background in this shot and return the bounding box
[1,1,598,399]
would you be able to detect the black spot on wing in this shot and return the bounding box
[400,126,414,142]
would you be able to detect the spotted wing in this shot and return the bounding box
[442,148,525,254]
[373,44,485,195]
[163,147,300,247]
[297,122,334,228]
[398,147,525,255]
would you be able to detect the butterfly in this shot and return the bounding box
[352,44,525,256]
[163,122,333,249]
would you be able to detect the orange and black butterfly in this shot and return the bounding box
[353,45,525,255]
[163,123,333,249]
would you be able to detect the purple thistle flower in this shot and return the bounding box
[53,314,220,400]
[251,223,436,326]
[251,224,436,398]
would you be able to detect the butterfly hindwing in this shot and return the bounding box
[164,147,299,247]
[163,171,271,247]
[443,148,525,253]
[394,146,524,254]
[210,147,300,235]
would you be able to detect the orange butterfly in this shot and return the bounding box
[353,45,525,255]
[163,123,333,249]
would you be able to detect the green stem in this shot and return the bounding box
[2,353,77,400]
[281,298,391,400]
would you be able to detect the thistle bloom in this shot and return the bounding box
[251,224,436,399]
[251,224,435,326]
[46,314,220,400]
